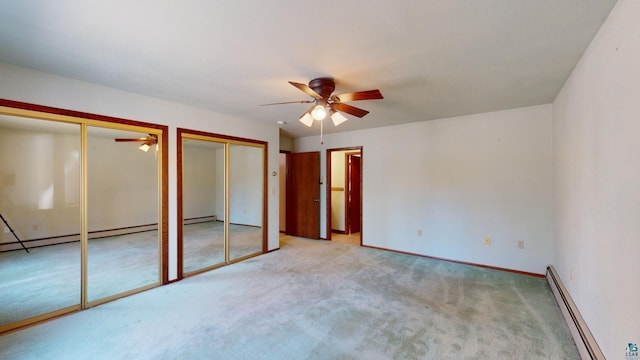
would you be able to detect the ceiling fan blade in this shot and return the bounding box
[115,134,157,144]
[114,138,148,142]
[331,89,383,102]
[289,81,323,99]
[259,100,314,106]
[331,103,370,118]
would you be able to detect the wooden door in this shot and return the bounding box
[286,152,320,239]
[347,154,361,234]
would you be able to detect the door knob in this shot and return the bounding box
[313,199,320,202]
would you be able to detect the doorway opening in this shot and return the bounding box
[326,147,362,246]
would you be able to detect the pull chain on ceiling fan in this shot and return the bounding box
[261,77,383,143]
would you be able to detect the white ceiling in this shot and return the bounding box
[0,1,617,138]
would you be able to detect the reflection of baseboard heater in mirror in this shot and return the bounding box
[546,266,604,360]
[214,219,262,228]
[183,215,217,225]
[0,215,223,252]
[0,221,171,253]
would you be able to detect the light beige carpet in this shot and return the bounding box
[1,222,262,328]
[0,235,578,359]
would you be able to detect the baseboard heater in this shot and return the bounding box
[546,265,605,360]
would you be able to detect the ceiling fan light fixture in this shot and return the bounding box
[138,143,151,152]
[299,112,314,127]
[266,78,382,143]
[330,110,348,126]
[311,105,327,121]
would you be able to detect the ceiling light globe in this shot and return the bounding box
[311,105,327,121]
[138,144,151,152]
[299,113,313,127]
[330,111,348,126]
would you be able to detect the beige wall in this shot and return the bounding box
[296,104,553,275]
[553,1,640,356]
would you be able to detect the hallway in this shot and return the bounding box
[331,232,361,246]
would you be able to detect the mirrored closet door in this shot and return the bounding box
[178,129,266,278]
[0,115,81,331]
[181,139,226,274]
[228,143,264,262]
[0,101,167,333]
[86,126,162,304]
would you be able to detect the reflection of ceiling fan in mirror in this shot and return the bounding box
[114,134,157,152]
[262,77,383,128]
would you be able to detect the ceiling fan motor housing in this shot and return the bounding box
[308,77,335,98]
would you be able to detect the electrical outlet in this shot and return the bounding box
[517,240,524,249]
[417,229,423,236]
[32,224,38,231]
[484,236,491,245]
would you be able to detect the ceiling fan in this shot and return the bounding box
[114,134,157,152]
[262,77,383,128]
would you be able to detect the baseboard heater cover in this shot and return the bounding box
[546,265,605,360]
